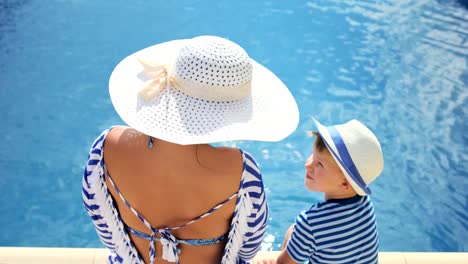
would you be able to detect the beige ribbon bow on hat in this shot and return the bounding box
[137,58,174,101]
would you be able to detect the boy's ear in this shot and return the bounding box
[341,179,351,189]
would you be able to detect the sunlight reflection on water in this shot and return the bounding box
[0,0,466,251]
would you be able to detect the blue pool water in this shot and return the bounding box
[0,0,467,252]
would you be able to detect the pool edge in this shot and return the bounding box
[0,247,467,263]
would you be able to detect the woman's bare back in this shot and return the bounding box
[103,126,244,263]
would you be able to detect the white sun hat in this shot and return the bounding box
[109,36,299,145]
[312,118,384,195]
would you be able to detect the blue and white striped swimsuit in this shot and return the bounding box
[82,128,268,264]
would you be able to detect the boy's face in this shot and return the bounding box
[304,146,349,195]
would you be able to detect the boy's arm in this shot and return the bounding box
[277,224,298,264]
[281,224,295,250]
[252,225,298,264]
[281,211,315,263]
[252,251,297,264]
[276,251,297,264]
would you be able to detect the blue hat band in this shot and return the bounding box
[326,126,371,194]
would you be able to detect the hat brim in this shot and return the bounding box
[109,39,299,144]
[312,118,369,195]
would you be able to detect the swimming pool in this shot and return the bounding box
[0,0,466,252]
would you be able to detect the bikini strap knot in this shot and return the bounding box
[160,228,180,263]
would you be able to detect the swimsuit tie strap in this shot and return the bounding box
[160,228,180,263]
[149,232,156,264]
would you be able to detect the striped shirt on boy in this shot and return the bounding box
[286,195,379,264]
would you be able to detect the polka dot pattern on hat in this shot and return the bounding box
[108,36,299,144]
[169,36,253,101]
[175,37,252,88]
[133,85,254,143]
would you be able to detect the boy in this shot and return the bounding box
[276,118,384,264]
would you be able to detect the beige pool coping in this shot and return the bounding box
[0,247,467,263]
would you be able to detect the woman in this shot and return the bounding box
[82,36,298,264]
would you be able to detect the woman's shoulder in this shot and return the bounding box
[87,126,127,148]
[104,126,147,152]
[209,147,263,186]
[211,146,242,158]
[104,125,133,143]
[212,147,258,164]
[197,146,242,176]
